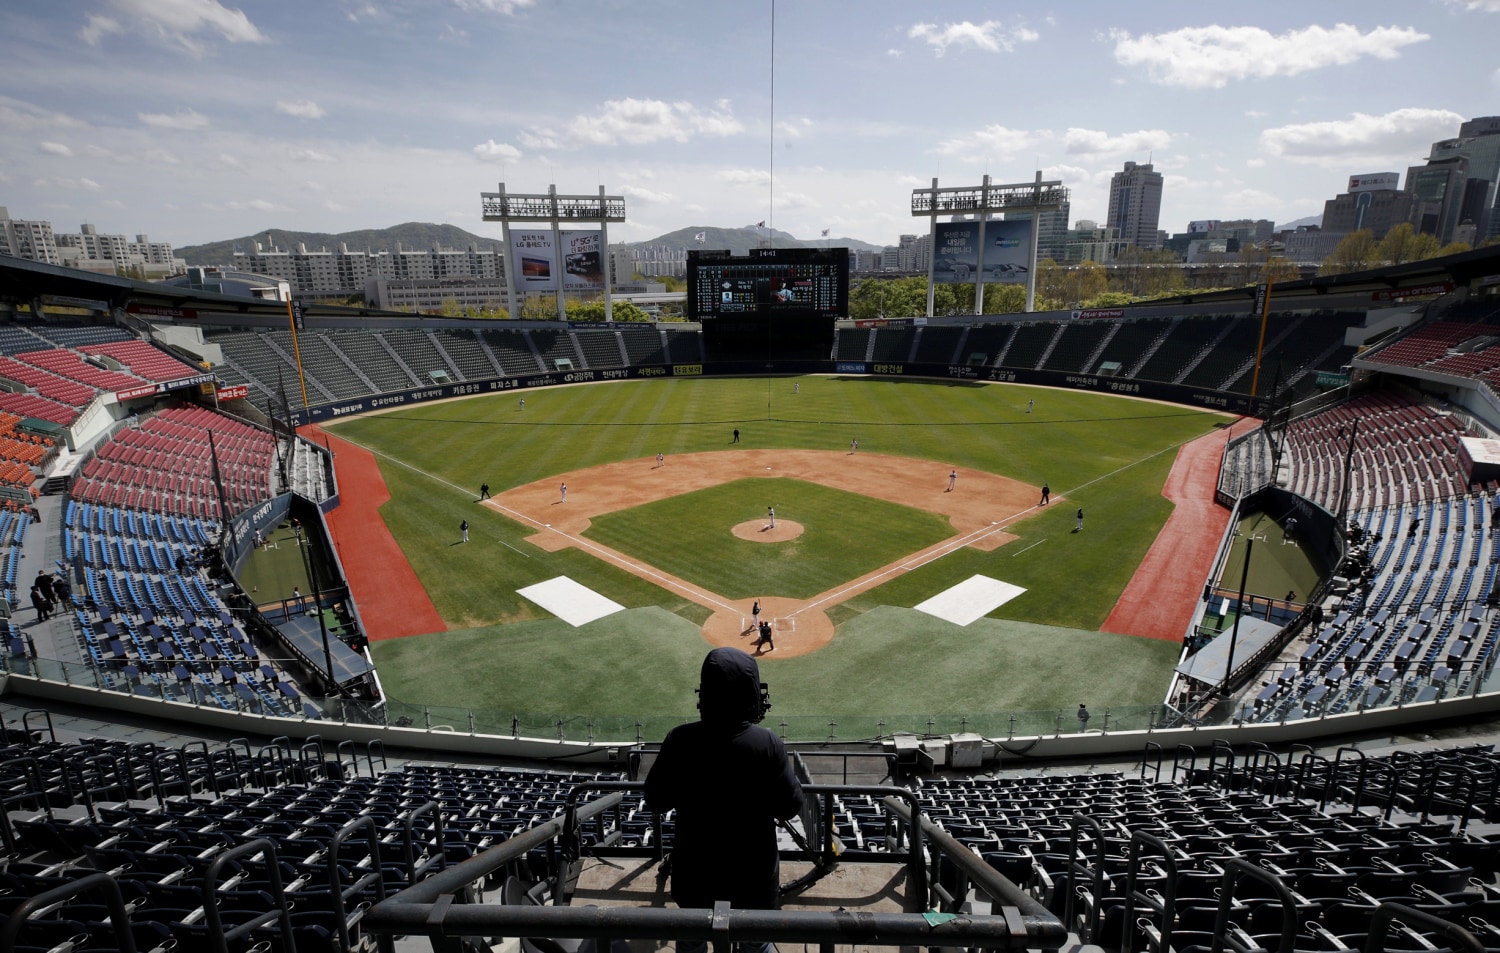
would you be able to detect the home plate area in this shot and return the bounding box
[914,574,1027,627]
[517,576,625,627]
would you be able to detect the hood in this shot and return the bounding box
[697,647,765,724]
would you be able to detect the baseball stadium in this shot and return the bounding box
[2,244,1500,951]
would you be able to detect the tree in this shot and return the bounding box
[1377,223,1439,265]
[564,299,652,322]
[1436,241,1473,257]
[1109,246,1185,298]
[1319,230,1378,275]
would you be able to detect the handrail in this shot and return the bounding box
[1365,902,1485,953]
[0,871,138,953]
[366,785,1065,952]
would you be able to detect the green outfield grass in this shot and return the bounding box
[334,375,1228,723]
[583,478,953,599]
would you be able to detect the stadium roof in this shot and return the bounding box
[1148,243,1500,309]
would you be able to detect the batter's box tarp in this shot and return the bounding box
[914,575,1027,627]
[517,576,626,627]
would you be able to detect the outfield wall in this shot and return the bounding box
[288,359,1258,427]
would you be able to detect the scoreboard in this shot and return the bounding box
[688,247,848,320]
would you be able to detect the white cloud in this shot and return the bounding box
[717,169,772,187]
[322,200,349,213]
[102,199,126,209]
[776,118,813,139]
[40,177,102,192]
[621,185,673,204]
[556,98,745,146]
[0,97,84,131]
[98,0,268,55]
[886,48,903,58]
[39,142,74,157]
[288,147,338,162]
[215,153,244,170]
[907,20,1038,56]
[771,191,820,210]
[1260,107,1464,163]
[1063,127,1172,156]
[144,148,180,165]
[227,198,289,212]
[933,124,1051,159]
[275,99,326,120]
[1448,0,1500,9]
[452,0,536,12]
[1246,158,1266,168]
[80,15,123,45]
[138,109,210,130]
[473,139,521,162]
[1112,23,1429,88]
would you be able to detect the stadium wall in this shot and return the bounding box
[290,359,1257,426]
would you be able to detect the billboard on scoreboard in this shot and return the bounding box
[686,247,848,320]
[933,220,1032,284]
[986,220,1032,284]
[510,229,603,292]
[933,222,979,284]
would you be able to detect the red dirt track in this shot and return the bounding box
[1102,422,1246,641]
[301,425,445,641]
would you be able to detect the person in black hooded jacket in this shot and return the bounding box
[645,647,803,924]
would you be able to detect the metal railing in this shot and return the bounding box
[364,783,1068,953]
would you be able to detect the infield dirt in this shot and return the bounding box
[487,449,1046,658]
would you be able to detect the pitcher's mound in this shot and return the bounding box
[732,519,804,542]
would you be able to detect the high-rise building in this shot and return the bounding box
[1004,201,1070,263]
[1105,162,1163,249]
[1322,173,1412,239]
[0,207,61,265]
[1403,116,1500,243]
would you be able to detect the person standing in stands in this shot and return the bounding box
[645,648,802,952]
[1077,703,1091,731]
[30,584,51,622]
[34,571,55,606]
[52,573,71,607]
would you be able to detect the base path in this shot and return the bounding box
[488,450,1043,658]
[302,424,445,641]
[1102,422,1245,642]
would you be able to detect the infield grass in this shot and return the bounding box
[336,375,1227,723]
[583,478,953,599]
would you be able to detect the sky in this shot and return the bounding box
[2,0,1499,251]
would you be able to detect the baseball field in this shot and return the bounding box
[320,374,1230,740]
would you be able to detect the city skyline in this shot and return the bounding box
[1,0,1498,250]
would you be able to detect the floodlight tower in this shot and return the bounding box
[480,184,626,321]
[910,172,1068,316]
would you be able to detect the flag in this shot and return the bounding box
[756,221,765,228]
[694,231,706,243]
[821,229,830,237]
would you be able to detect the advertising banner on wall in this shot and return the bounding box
[933,222,979,284]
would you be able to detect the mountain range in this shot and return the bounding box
[176,222,882,265]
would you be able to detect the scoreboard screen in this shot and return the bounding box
[688,247,848,320]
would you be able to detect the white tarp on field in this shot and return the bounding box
[914,574,1026,626]
[517,576,625,627]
